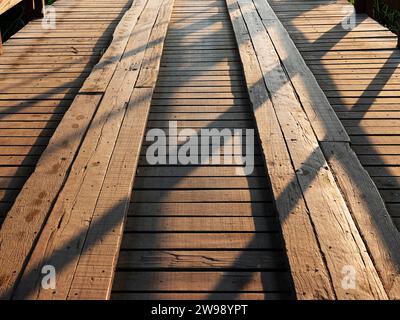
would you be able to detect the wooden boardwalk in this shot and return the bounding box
[269,0,400,230]
[0,0,133,224]
[111,0,294,300]
[0,0,399,300]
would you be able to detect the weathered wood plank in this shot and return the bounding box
[231,0,389,299]
[10,0,174,300]
[0,93,103,300]
[226,0,334,300]
[0,0,23,15]
[79,0,149,93]
[111,271,292,292]
[253,0,349,143]
[321,141,400,299]
[0,0,135,228]
[120,232,283,250]
[69,0,175,299]
[116,250,287,269]
[124,216,279,232]
[270,0,400,293]
[0,0,159,300]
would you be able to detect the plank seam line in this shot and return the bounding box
[263,0,400,299]
[66,4,164,294]
[236,1,337,299]
[259,13,392,296]
[226,0,336,299]
[231,0,396,299]
[256,0,349,143]
[0,0,148,299]
[324,146,383,291]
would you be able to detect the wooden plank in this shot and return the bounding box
[136,165,266,177]
[128,201,274,216]
[253,0,349,143]
[120,232,283,250]
[11,0,174,300]
[226,0,333,300]
[79,0,149,93]
[111,271,292,292]
[134,176,265,188]
[0,0,134,229]
[0,0,150,300]
[69,0,175,299]
[232,0,388,299]
[270,0,400,234]
[131,189,272,202]
[63,87,153,299]
[124,217,279,232]
[271,0,400,296]
[115,250,287,269]
[321,141,400,299]
[0,0,23,15]
[0,93,103,300]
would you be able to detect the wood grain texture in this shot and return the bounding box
[229,0,392,299]
[1,0,398,301]
[269,0,400,299]
[226,0,334,299]
[269,0,400,234]
[0,0,23,15]
[321,141,400,299]
[111,0,295,300]
[253,0,349,143]
[0,0,162,300]
[11,0,174,300]
[0,93,103,299]
[0,0,134,224]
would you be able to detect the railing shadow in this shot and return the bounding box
[4,0,400,301]
[112,1,295,299]
[269,0,400,226]
[0,0,134,224]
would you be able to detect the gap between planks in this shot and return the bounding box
[0,0,174,300]
[227,0,400,299]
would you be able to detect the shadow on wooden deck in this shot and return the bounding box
[1,0,400,300]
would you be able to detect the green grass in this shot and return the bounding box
[373,0,400,34]
[349,0,400,34]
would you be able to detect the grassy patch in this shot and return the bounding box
[373,0,400,34]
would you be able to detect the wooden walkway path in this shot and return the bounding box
[111,0,294,300]
[0,0,399,300]
[0,0,133,224]
[269,0,400,230]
